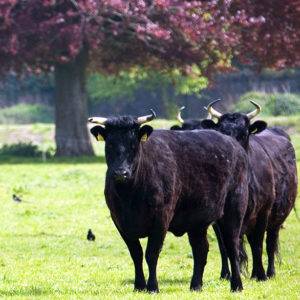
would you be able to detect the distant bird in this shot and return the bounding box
[12,194,22,203]
[87,229,96,241]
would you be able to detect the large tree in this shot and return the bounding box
[0,1,299,156]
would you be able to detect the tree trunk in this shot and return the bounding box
[54,47,94,156]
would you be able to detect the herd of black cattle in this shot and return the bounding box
[88,100,298,293]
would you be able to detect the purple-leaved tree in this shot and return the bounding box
[0,1,298,156]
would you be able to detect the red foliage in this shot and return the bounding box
[0,1,299,75]
[231,0,300,70]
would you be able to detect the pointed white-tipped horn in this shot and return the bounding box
[137,109,156,124]
[206,99,222,119]
[88,117,108,125]
[177,106,185,124]
[247,100,261,120]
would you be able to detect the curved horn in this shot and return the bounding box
[206,99,222,119]
[137,109,156,124]
[177,106,185,124]
[247,100,261,120]
[88,117,108,125]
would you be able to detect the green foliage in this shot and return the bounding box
[142,67,208,95]
[87,72,140,103]
[0,104,53,124]
[236,92,300,116]
[0,142,53,157]
[87,67,208,103]
[267,94,300,116]
[235,91,270,112]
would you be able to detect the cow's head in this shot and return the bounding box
[89,110,156,183]
[201,100,267,149]
[170,106,204,131]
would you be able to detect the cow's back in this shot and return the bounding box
[267,127,291,141]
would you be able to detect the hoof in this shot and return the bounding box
[134,281,146,292]
[231,285,243,292]
[190,285,202,292]
[146,283,159,293]
[220,271,231,280]
[231,280,243,292]
[251,273,267,281]
[257,275,268,281]
[267,270,275,278]
[190,278,203,291]
[147,288,159,294]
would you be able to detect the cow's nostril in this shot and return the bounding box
[113,169,130,181]
[122,170,130,178]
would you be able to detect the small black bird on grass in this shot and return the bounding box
[87,229,96,241]
[12,194,22,203]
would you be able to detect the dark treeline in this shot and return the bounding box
[1,69,299,119]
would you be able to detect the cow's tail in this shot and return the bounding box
[293,205,300,221]
[275,228,282,264]
[239,236,248,275]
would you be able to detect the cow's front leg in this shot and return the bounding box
[145,225,167,293]
[115,226,146,291]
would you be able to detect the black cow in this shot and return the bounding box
[253,127,298,277]
[89,110,249,292]
[170,106,204,130]
[202,100,298,280]
[170,105,231,280]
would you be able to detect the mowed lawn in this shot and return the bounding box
[0,128,299,299]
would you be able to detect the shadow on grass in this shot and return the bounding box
[0,155,106,165]
[122,277,191,286]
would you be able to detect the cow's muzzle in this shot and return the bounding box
[113,168,131,182]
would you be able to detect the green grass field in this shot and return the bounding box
[0,122,299,299]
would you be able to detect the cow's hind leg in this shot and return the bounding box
[213,223,230,280]
[145,227,167,293]
[266,227,280,278]
[220,224,243,292]
[247,213,268,281]
[188,227,209,291]
[220,190,247,292]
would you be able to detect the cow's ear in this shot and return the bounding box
[170,125,182,130]
[201,119,218,130]
[139,125,153,142]
[90,126,106,141]
[249,120,267,135]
